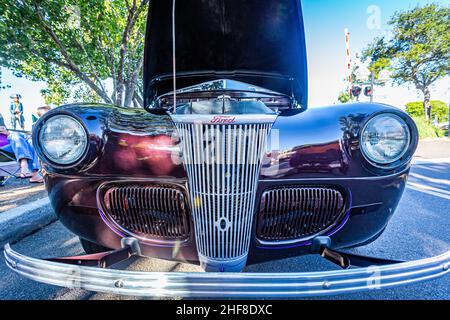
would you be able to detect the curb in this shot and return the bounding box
[0,198,57,248]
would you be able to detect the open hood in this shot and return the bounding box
[144,0,308,109]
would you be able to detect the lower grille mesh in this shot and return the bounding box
[102,185,190,241]
[257,187,346,242]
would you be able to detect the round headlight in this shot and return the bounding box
[361,114,411,165]
[39,115,88,165]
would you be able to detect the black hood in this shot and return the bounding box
[144,0,308,109]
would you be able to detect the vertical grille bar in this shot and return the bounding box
[172,115,276,271]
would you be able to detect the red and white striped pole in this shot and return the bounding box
[344,28,352,100]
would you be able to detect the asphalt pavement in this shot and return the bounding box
[0,158,449,300]
[0,166,47,212]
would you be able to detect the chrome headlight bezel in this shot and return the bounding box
[36,113,89,167]
[360,113,412,169]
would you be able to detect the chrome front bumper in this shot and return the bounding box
[4,244,450,298]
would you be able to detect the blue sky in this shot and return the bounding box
[1,0,449,129]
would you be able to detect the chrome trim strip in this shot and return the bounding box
[171,114,278,125]
[4,244,449,298]
[261,166,411,183]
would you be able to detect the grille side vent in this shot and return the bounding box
[101,184,190,242]
[257,187,346,243]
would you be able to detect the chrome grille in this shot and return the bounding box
[102,185,190,242]
[172,115,275,269]
[257,187,346,242]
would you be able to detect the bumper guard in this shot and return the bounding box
[4,243,450,298]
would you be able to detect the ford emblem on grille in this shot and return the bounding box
[210,116,236,124]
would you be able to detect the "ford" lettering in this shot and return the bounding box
[210,116,236,124]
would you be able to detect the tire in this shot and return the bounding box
[79,238,111,254]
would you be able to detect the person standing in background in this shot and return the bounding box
[32,106,51,124]
[9,94,25,130]
[0,112,5,127]
[0,125,43,183]
[1,105,43,183]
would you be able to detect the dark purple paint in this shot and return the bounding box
[34,100,417,266]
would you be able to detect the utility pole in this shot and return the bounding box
[344,28,353,102]
[370,71,375,103]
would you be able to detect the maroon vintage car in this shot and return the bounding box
[5,0,450,298]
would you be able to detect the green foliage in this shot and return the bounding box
[73,86,102,104]
[40,82,71,106]
[40,81,101,106]
[387,4,450,87]
[406,100,449,123]
[0,0,148,107]
[361,37,394,80]
[412,116,446,139]
[361,4,450,119]
[338,91,351,103]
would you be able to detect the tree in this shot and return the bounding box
[405,100,449,123]
[0,0,148,107]
[338,91,351,104]
[362,4,450,120]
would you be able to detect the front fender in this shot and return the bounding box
[263,103,418,180]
